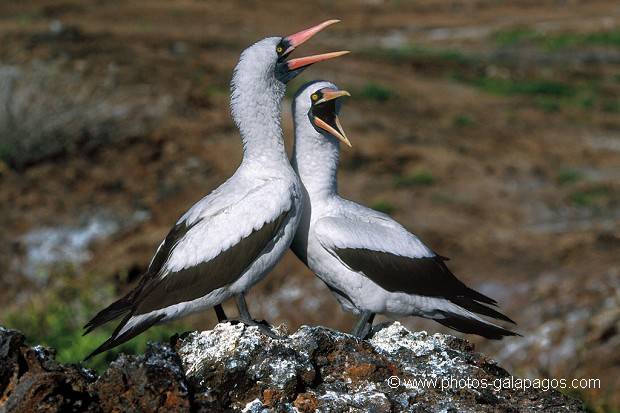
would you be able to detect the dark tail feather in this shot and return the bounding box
[450,296,516,324]
[460,284,499,306]
[83,313,165,361]
[435,313,521,340]
[83,298,132,336]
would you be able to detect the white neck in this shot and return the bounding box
[230,47,289,168]
[292,113,340,200]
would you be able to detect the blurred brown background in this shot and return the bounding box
[1,1,618,410]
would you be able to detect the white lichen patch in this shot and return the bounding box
[431,401,476,413]
[370,322,435,355]
[288,325,320,354]
[369,322,471,379]
[317,388,390,411]
[241,398,267,413]
[179,322,262,377]
[248,356,298,389]
[370,322,461,357]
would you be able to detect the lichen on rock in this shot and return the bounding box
[0,323,584,412]
[174,322,583,412]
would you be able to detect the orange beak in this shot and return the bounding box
[281,20,349,73]
[313,88,352,147]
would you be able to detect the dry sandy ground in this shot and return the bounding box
[1,1,619,409]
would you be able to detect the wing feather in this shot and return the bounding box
[315,215,505,309]
[133,178,296,314]
[135,209,288,314]
[84,178,296,332]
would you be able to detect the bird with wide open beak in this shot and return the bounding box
[275,19,349,83]
[308,87,352,147]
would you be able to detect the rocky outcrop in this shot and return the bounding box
[0,323,583,412]
[0,327,188,412]
[0,327,98,412]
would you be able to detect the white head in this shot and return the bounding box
[293,80,351,149]
[292,80,351,195]
[230,20,349,111]
[230,37,289,127]
[228,21,348,151]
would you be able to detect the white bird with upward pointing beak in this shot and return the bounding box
[291,81,519,340]
[83,22,348,360]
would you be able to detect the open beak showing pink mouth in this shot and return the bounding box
[275,20,349,83]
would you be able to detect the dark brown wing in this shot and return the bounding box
[334,248,515,324]
[84,210,289,333]
[135,210,289,314]
[82,210,290,360]
[83,219,199,335]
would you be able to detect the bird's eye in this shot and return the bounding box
[311,93,318,101]
[276,46,283,53]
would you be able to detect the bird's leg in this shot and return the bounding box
[213,304,228,323]
[352,311,376,339]
[230,294,281,339]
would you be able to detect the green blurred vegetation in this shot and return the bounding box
[360,44,473,66]
[451,75,574,98]
[5,267,179,373]
[450,72,619,114]
[393,170,437,187]
[360,34,619,115]
[556,169,587,185]
[553,168,618,212]
[493,27,620,51]
[453,114,477,128]
[492,27,542,48]
[359,82,397,102]
[371,198,396,215]
[569,184,617,210]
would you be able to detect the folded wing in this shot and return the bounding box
[315,214,516,325]
[83,179,296,357]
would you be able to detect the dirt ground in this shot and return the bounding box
[1,1,619,410]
